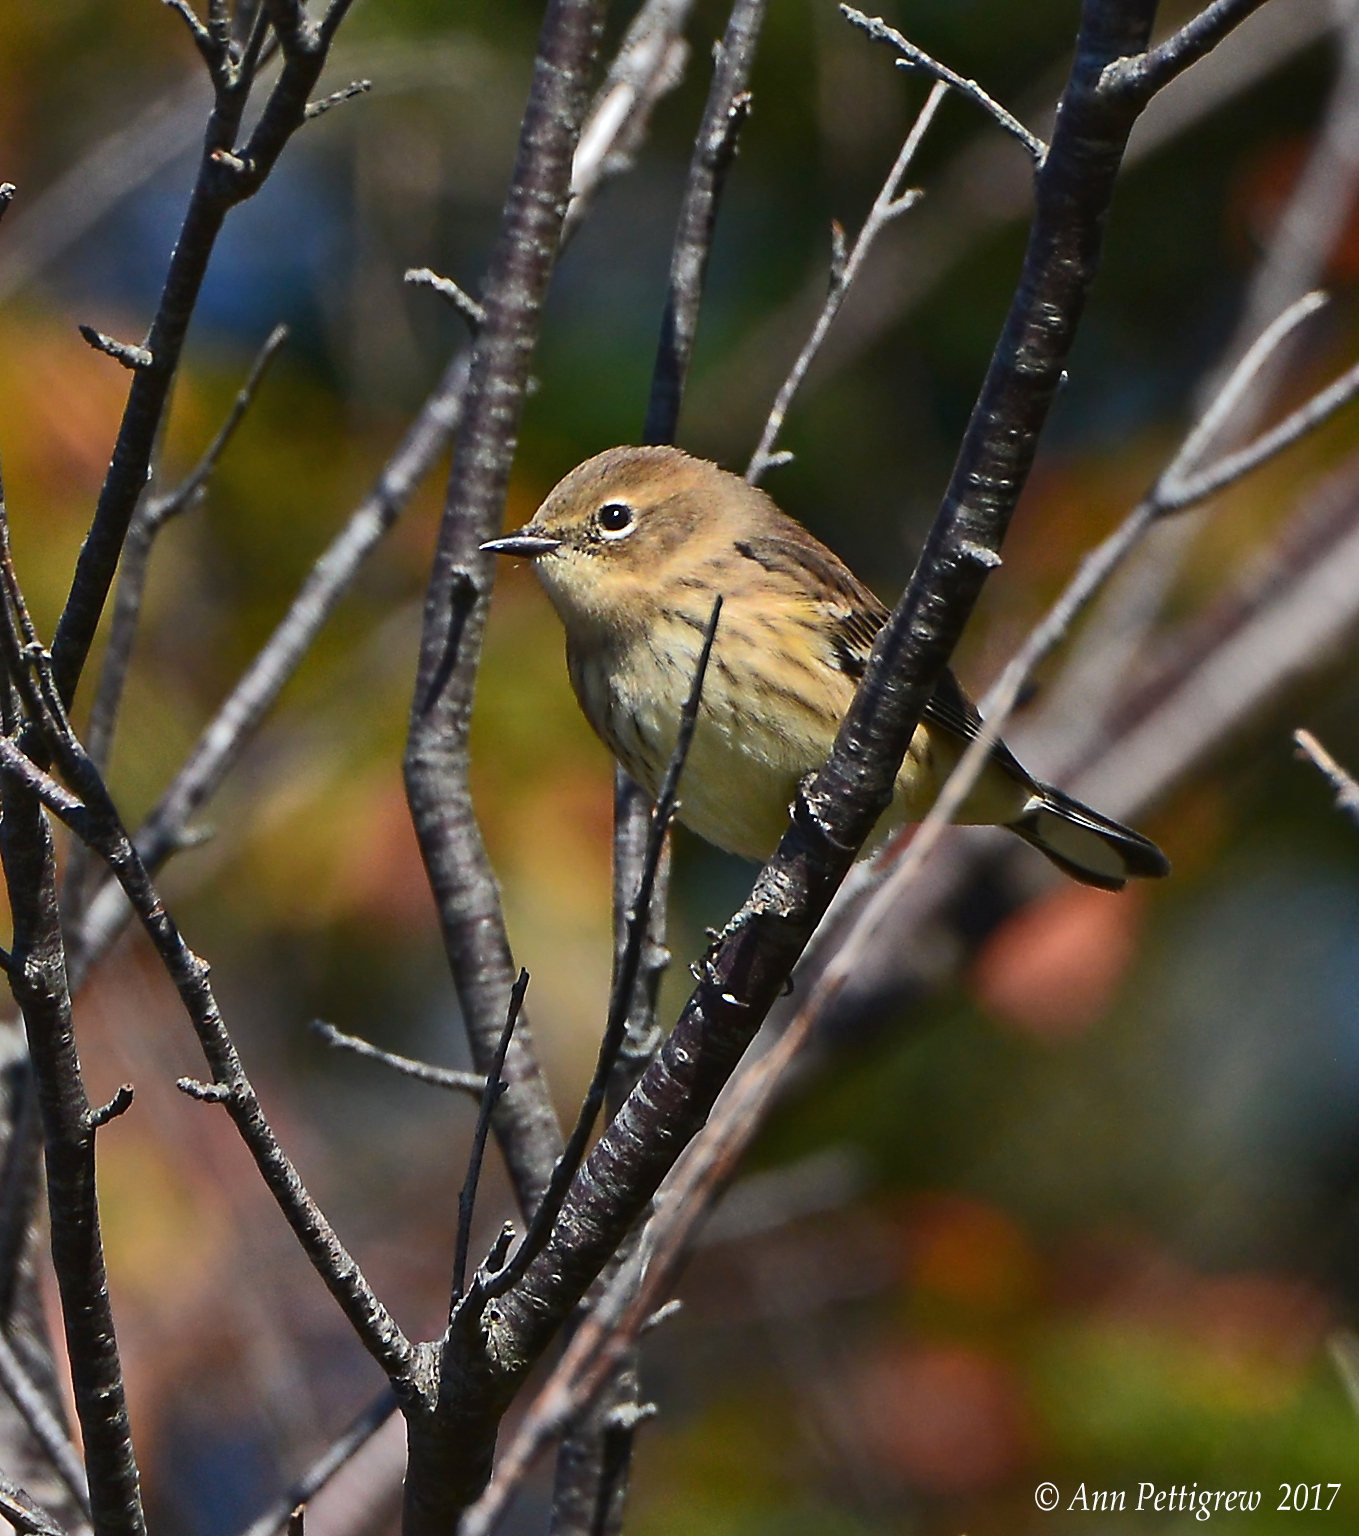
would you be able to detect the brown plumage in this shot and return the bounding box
[483,445,1169,890]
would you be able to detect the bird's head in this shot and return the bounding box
[482,445,745,636]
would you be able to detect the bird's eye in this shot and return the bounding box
[597,501,635,537]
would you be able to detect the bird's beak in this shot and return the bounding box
[481,528,561,557]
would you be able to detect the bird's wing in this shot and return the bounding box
[732,532,887,679]
[733,531,1034,788]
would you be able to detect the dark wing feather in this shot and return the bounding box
[734,530,1034,788]
[921,667,1033,786]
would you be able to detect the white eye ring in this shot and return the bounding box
[597,501,635,539]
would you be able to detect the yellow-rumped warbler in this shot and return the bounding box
[483,445,1168,890]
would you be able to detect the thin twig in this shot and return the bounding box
[1163,350,1359,509]
[0,1329,89,1519]
[482,599,721,1304]
[310,1020,488,1096]
[553,14,760,1521]
[1166,291,1329,482]
[61,324,289,933]
[405,267,485,331]
[77,327,152,372]
[304,79,371,119]
[840,7,1046,162]
[1295,730,1359,831]
[746,80,947,484]
[642,0,766,446]
[237,1389,399,1536]
[149,323,290,527]
[89,1084,134,1129]
[604,0,767,1116]
[1036,84,1359,765]
[453,970,528,1303]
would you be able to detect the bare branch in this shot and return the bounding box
[1101,0,1275,103]
[72,322,289,840]
[76,327,152,372]
[303,79,371,120]
[87,1085,133,1130]
[0,816,139,1530]
[840,7,1047,162]
[0,493,145,1536]
[0,741,84,829]
[1078,474,1359,825]
[49,0,358,712]
[746,80,946,484]
[1163,350,1359,510]
[605,0,768,1144]
[453,971,528,1303]
[1036,29,1359,772]
[309,1021,488,1096]
[481,600,720,1304]
[641,0,764,445]
[405,267,486,332]
[1295,730,1359,830]
[404,0,612,1268]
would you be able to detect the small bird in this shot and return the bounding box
[483,445,1169,891]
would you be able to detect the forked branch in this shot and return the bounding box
[1100,0,1275,103]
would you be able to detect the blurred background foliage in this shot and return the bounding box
[2,0,1359,1531]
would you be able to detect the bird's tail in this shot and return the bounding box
[1008,783,1170,892]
